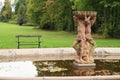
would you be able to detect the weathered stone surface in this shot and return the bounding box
[94,48,120,60]
[0,48,75,62]
[0,76,120,80]
[0,48,120,62]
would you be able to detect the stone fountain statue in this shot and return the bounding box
[72,11,97,64]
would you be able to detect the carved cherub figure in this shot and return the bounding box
[72,15,85,52]
[72,11,97,64]
[84,14,96,63]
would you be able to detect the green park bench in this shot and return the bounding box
[16,35,41,49]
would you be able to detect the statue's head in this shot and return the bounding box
[84,16,91,26]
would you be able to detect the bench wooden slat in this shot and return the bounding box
[16,35,41,37]
[20,43,39,45]
[18,42,41,43]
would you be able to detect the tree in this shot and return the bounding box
[26,0,46,26]
[17,3,26,25]
[1,0,12,22]
[98,0,120,38]
[15,0,27,25]
[44,0,73,31]
[26,0,73,31]
[15,0,26,14]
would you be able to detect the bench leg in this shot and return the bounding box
[38,37,40,48]
[18,42,20,49]
[17,37,20,49]
[38,42,40,48]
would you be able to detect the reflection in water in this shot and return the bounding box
[95,60,120,75]
[73,66,95,76]
[33,60,120,76]
[33,61,75,76]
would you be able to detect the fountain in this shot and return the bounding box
[0,11,120,80]
[72,11,97,66]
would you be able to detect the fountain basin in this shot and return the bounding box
[0,48,120,80]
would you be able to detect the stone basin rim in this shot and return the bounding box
[0,75,120,80]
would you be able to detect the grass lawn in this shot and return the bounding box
[0,22,120,49]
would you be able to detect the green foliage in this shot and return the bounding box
[1,0,12,22]
[15,0,26,14]
[0,14,2,21]
[26,0,46,26]
[26,0,73,31]
[17,3,27,25]
[98,0,120,38]
[70,0,94,11]
[14,0,27,25]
